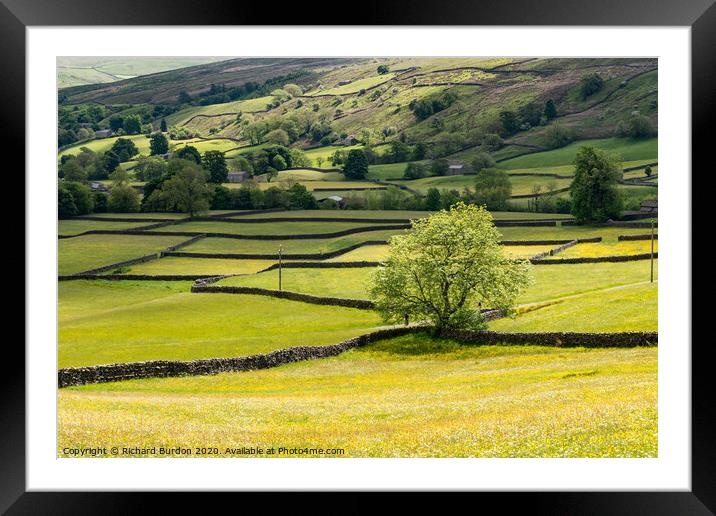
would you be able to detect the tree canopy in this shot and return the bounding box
[570,146,623,223]
[343,149,369,179]
[370,203,532,332]
[149,133,169,156]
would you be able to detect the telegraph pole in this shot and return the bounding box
[278,245,283,291]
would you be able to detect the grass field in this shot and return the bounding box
[120,257,292,276]
[491,282,658,332]
[178,230,407,255]
[496,138,657,170]
[560,240,658,258]
[497,225,653,242]
[58,281,382,368]
[247,181,387,193]
[165,96,276,126]
[308,73,396,96]
[57,57,226,88]
[217,259,657,307]
[171,138,240,154]
[275,169,344,181]
[58,333,657,457]
[151,220,394,236]
[388,174,573,196]
[56,58,659,460]
[233,210,572,220]
[58,234,188,275]
[80,212,190,220]
[302,144,364,163]
[58,134,151,160]
[58,219,151,236]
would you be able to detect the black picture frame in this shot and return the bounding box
[5,0,711,512]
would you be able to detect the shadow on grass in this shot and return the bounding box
[357,331,465,357]
[354,331,572,360]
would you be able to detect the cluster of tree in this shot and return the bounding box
[59,103,179,147]
[180,70,311,106]
[108,114,143,135]
[211,182,318,211]
[241,110,335,146]
[543,124,575,149]
[59,138,140,181]
[58,164,144,218]
[377,65,390,75]
[58,181,95,218]
[58,104,107,146]
[615,111,655,138]
[498,99,558,137]
[168,126,197,140]
[579,73,604,100]
[240,145,311,178]
[410,90,458,120]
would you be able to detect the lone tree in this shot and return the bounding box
[202,150,228,183]
[343,149,369,179]
[570,146,623,223]
[150,133,169,156]
[370,203,532,333]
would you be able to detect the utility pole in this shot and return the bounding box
[278,245,283,291]
[650,219,655,283]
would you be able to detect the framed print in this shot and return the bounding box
[6,0,713,512]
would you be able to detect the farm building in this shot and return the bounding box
[319,195,346,208]
[94,129,112,138]
[446,162,465,176]
[337,80,352,86]
[227,171,250,183]
[89,182,108,192]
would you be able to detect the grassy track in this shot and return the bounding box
[491,282,658,332]
[58,281,382,368]
[58,234,188,275]
[58,334,657,457]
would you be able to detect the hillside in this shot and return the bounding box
[57,57,229,88]
[59,56,656,151]
[59,57,364,104]
[58,56,657,215]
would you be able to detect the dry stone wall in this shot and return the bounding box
[58,328,658,387]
